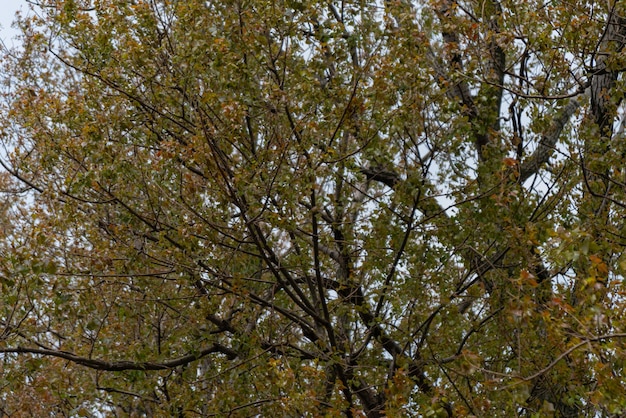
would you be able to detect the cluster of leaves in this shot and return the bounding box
[0,0,626,416]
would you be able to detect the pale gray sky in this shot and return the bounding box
[1,0,26,45]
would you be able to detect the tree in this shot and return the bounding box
[1,0,626,416]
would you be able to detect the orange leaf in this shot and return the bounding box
[503,157,517,167]
[589,254,602,265]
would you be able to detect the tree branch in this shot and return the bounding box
[521,333,626,382]
[519,97,582,183]
[0,344,238,371]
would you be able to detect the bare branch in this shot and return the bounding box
[0,344,238,371]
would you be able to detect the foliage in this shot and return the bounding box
[1,0,626,416]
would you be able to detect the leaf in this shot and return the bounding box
[0,0,624,416]
[503,157,518,167]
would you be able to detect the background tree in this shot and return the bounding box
[1,0,626,416]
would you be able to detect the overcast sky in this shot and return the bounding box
[1,0,26,45]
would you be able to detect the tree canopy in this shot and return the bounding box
[1,0,626,416]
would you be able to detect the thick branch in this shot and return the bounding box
[0,343,238,371]
[590,9,626,134]
[360,166,400,188]
[519,97,582,182]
